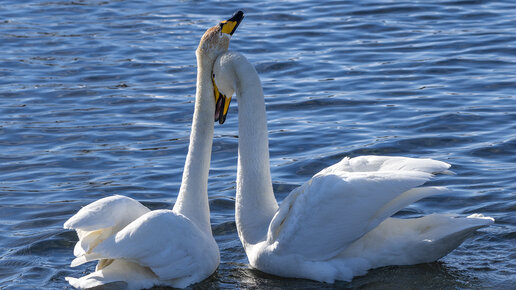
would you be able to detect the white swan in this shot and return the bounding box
[212,51,494,283]
[63,11,244,289]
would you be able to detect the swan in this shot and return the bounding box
[63,11,244,289]
[212,50,494,283]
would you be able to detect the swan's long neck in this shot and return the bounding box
[173,55,215,235]
[231,55,279,246]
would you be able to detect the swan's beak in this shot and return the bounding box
[213,11,242,124]
[213,74,231,124]
[220,10,244,36]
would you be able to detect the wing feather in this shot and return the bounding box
[64,195,150,256]
[74,209,218,281]
[267,156,451,260]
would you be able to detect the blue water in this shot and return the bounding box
[1,0,515,288]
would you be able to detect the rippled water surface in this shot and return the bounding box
[1,0,515,289]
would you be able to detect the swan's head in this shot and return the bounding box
[196,11,244,60]
[213,51,255,124]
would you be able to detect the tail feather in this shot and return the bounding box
[71,252,104,267]
[73,228,115,257]
[71,256,88,267]
[342,213,494,267]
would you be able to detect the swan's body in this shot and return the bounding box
[63,12,244,289]
[213,51,494,283]
[64,200,219,289]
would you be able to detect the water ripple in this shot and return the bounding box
[1,0,515,288]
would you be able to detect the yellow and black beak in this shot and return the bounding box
[219,10,244,36]
[213,73,231,124]
[214,11,243,124]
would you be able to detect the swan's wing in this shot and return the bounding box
[71,210,219,282]
[342,213,494,267]
[64,195,150,256]
[318,155,451,176]
[64,195,150,231]
[267,156,451,260]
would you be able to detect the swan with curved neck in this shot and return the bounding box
[213,51,494,283]
[63,11,244,289]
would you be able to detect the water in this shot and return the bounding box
[1,0,515,288]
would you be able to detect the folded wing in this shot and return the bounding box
[63,195,150,256]
[71,209,219,284]
[267,156,452,260]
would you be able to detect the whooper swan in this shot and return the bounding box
[212,50,494,283]
[63,11,244,289]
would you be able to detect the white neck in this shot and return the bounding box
[227,53,279,247]
[173,55,215,235]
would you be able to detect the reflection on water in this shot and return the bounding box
[1,0,515,288]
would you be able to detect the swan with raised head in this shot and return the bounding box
[63,11,244,289]
[212,50,494,283]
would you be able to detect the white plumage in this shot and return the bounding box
[213,51,494,283]
[64,200,219,289]
[63,11,245,289]
[64,195,150,259]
